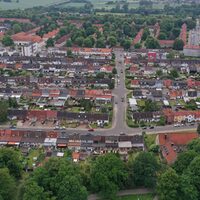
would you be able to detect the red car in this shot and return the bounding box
[88,128,94,132]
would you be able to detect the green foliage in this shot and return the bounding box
[12,23,22,34]
[112,68,117,74]
[157,168,179,200]
[197,124,200,135]
[187,138,200,153]
[130,152,160,188]
[0,148,23,179]
[141,28,150,41]
[185,99,197,110]
[0,168,16,200]
[0,100,9,122]
[108,36,117,47]
[91,153,128,199]
[80,99,93,112]
[173,39,184,50]
[22,158,87,200]
[169,69,179,79]
[46,38,54,48]
[134,43,142,49]
[173,150,198,174]
[145,36,160,49]
[83,37,93,47]
[121,39,131,50]
[2,35,14,46]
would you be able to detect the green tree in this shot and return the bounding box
[108,36,117,47]
[197,124,200,135]
[173,150,198,174]
[145,36,160,49]
[57,176,87,200]
[12,23,22,34]
[187,156,200,191]
[157,168,179,200]
[0,148,23,179]
[130,152,160,188]
[141,28,150,41]
[22,180,47,200]
[112,68,117,74]
[90,153,128,199]
[0,100,8,122]
[158,32,167,40]
[83,37,93,47]
[2,35,14,46]
[74,36,84,46]
[134,43,142,49]
[173,39,184,50]
[121,39,131,50]
[96,38,106,48]
[170,69,179,79]
[66,39,72,47]
[8,97,18,108]
[187,138,200,153]
[0,168,16,200]
[46,38,54,48]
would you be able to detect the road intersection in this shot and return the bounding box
[0,49,197,135]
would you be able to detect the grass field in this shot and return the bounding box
[116,194,154,200]
[0,0,68,10]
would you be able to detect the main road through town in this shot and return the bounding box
[0,49,197,135]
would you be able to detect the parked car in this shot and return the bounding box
[88,128,94,132]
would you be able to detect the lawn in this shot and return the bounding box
[144,134,157,150]
[0,0,68,10]
[116,194,154,200]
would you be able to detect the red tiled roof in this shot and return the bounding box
[159,40,174,45]
[131,80,139,85]
[43,29,59,39]
[12,32,42,43]
[132,29,144,45]
[159,132,198,164]
[179,23,187,45]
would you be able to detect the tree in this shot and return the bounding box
[0,168,16,200]
[46,38,54,48]
[74,36,84,46]
[130,152,160,188]
[2,35,14,46]
[112,68,117,75]
[90,153,128,199]
[158,32,167,40]
[121,39,131,50]
[187,138,200,153]
[22,180,47,200]
[96,38,106,48]
[197,124,200,135]
[12,23,22,34]
[22,158,87,200]
[134,43,142,49]
[0,148,23,179]
[170,69,179,79]
[57,176,87,200]
[0,100,8,122]
[141,28,150,41]
[157,168,180,200]
[173,150,198,174]
[108,36,117,47]
[66,39,72,47]
[145,36,160,49]
[143,99,160,112]
[8,97,18,108]
[83,37,93,47]
[185,99,197,110]
[173,39,184,50]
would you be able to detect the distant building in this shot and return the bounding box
[183,45,200,57]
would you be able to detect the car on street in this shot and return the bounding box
[88,128,94,132]
[149,126,154,129]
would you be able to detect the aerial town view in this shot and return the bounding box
[0,0,200,200]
